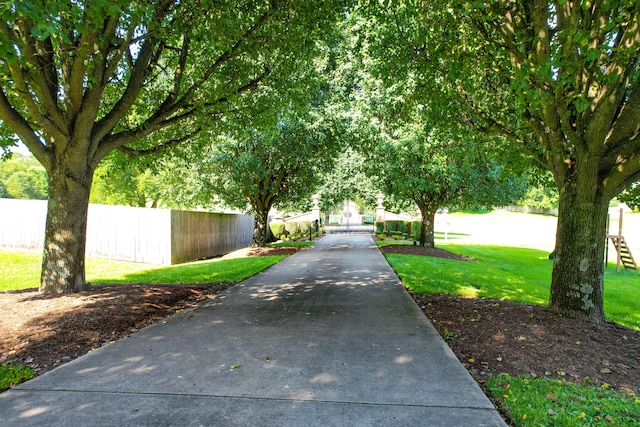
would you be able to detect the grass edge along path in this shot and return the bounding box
[0,249,287,291]
[382,243,639,330]
[382,242,640,427]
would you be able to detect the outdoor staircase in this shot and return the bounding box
[607,235,638,271]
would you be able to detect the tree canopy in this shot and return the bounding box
[360,1,640,323]
[203,109,340,246]
[0,0,345,293]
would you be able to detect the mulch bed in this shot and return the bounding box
[378,243,473,261]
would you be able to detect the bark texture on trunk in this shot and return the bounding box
[40,165,94,294]
[252,208,270,247]
[417,202,438,248]
[549,169,607,324]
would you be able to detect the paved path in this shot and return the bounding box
[0,235,506,426]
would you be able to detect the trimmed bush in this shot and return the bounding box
[375,221,385,233]
[411,220,422,240]
[286,221,311,235]
[386,220,410,235]
[269,220,286,242]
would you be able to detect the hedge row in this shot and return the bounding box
[269,220,320,242]
[376,220,423,240]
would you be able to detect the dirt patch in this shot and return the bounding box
[380,244,640,394]
[379,244,473,261]
[412,293,640,396]
[0,284,229,372]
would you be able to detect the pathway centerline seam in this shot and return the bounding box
[9,387,498,411]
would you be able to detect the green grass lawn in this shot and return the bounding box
[383,243,640,330]
[0,249,285,291]
[487,375,640,426]
[0,363,34,392]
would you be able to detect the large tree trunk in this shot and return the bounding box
[252,206,270,247]
[549,167,608,324]
[40,164,94,294]
[417,202,438,248]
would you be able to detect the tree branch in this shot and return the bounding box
[117,128,202,158]
[2,22,68,143]
[92,0,175,144]
[0,88,51,170]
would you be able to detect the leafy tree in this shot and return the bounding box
[5,171,43,199]
[372,125,526,247]
[316,147,379,216]
[362,1,640,323]
[202,110,340,246]
[519,170,559,212]
[618,183,640,211]
[0,153,48,199]
[164,19,350,243]
[0,0,343,293]
[90,151,166,208]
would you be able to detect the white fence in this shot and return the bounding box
[499,205,558,216]
[0,199,253,264]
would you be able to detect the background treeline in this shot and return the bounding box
[0,153,48,200]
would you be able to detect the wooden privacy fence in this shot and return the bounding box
[0,198,254,264]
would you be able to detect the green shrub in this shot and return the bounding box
[386,220,410,234]
[411,220,422,240]
[269,221,286,242]
[286,221,311,235]
[385,220,399,233]
[375,221,385,233]
[391,234,403,240]
[377,233,387,240]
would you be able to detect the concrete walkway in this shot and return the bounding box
[0,235,506,426]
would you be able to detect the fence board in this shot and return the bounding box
[0,199,254,264]
[0,199,47,250]
[170,210,254,264]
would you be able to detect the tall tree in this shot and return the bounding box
[90,151,166,208]
[200,111,340,246]
[0,0,342,293]
[372,124,526,247]
[363,1,640,323]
